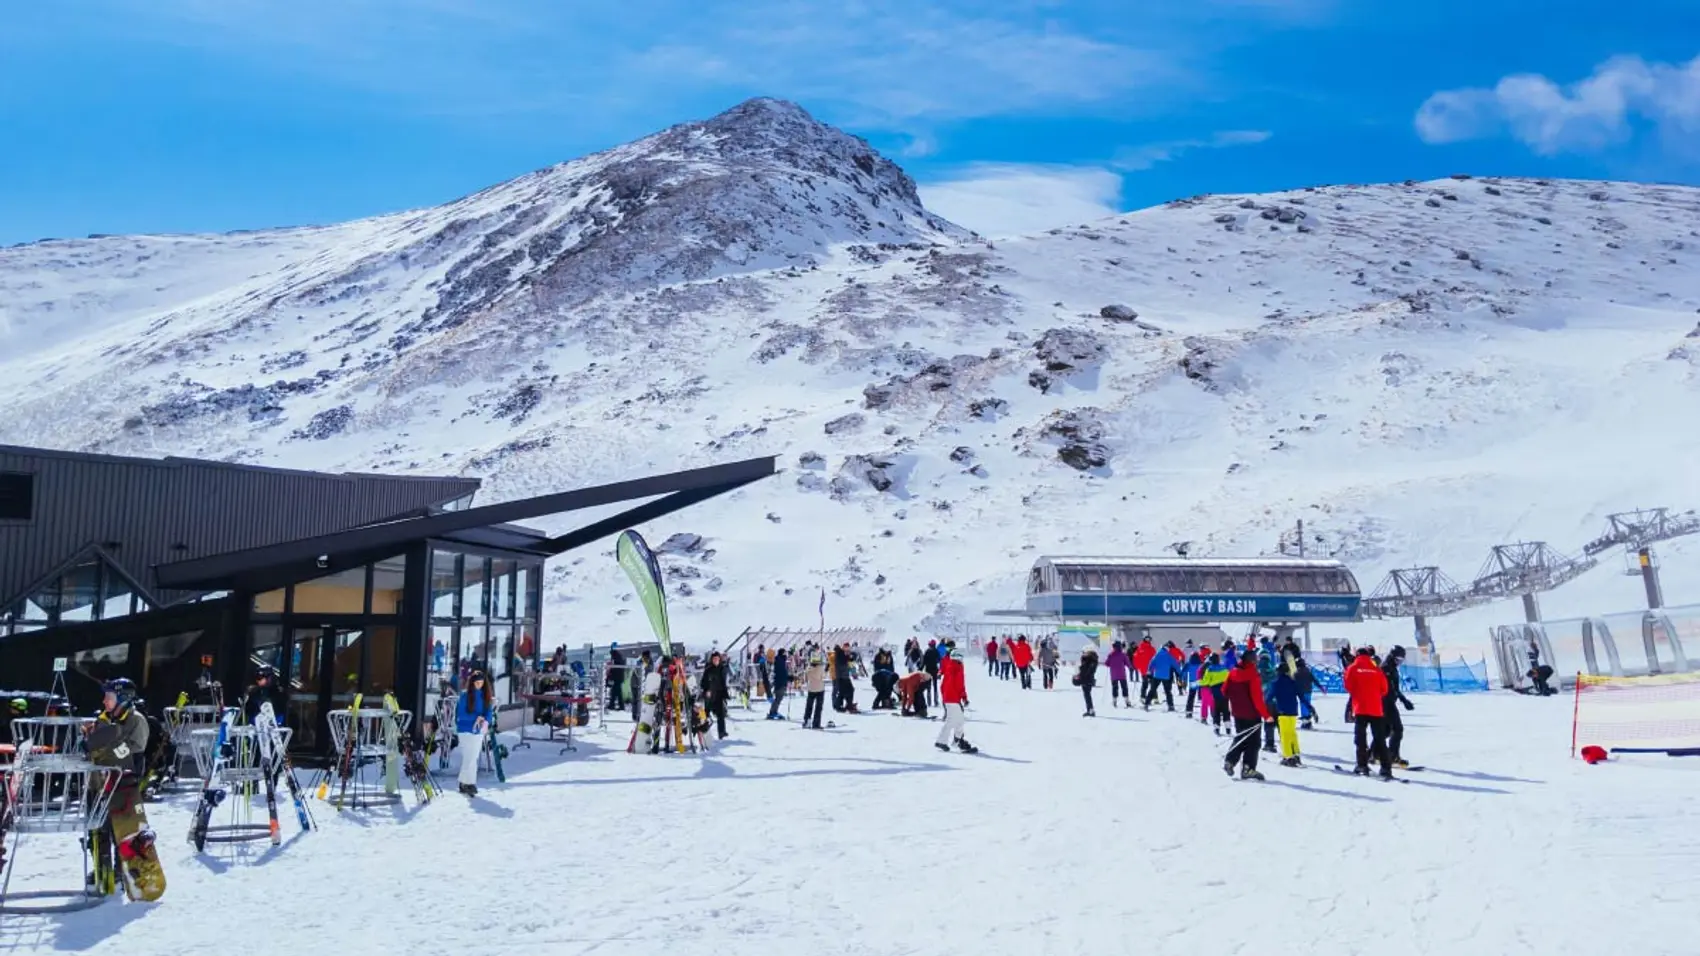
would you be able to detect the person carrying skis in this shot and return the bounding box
[1012,635,1035,689]
[766,649,791,720]
[1271,656,1303,767]
[802,651,828,729]
[1144,641,1179,711]
[455,670,495,795]
[984,637,1000,677]
[1105,641,1132,708]
[86,678,164,898]
[1075,644,1100,717]
[1221,654,1270,780]
[1344,648,1393,778]
[934,647,977,753]
[699,651,731,739]
[1381,645,1415,769]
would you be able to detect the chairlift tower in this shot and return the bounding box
[1467,541,1596,623]
[1581,508,1700,610]
[1361,566,1488,650]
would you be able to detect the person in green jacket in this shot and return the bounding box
[1197,654,1229,733]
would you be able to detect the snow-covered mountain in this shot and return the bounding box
[4,98,1699,651]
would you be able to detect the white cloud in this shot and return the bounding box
[1113,129,1271,170]
[918,164,1123,237]
[1415,54,1700,155]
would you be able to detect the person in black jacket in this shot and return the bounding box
[921,641,941,706]
[1294,656,1318,729]
[870,648,898,709]
[606,645,627,710]
[240,664,286,724]
[1381,645,1415,768]
[832,644,857,713]
[699,651,730,738]
[766,649,791,720]
[1075,645,1100,717]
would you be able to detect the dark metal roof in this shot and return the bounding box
[0,444,478,609]
[154,455,778,591]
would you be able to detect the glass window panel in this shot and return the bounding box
[1081,569,1100,589]
[330,629,364,707]
[431,550,459,618]
[72,642,130,687]
[519,566,537,619]
[290,567,367,614]
[366,626,398,696]
[142,629,211,691]
[250,625,286,678]
[490,558,514,619]
[100,564,135,620]
[461,556,488,620]
[22,584,55,623]
[1201,572,1219,591]
[458,625,488,683]
[516,622,536,667]
[489,624,513,704]
[252,588,288,614]
[371,555,407,616]
[427,625,455,713]
[1,603,12,636]
[59,561,100,623]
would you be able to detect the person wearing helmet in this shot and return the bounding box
[606,643,627,711]
[699,651,730,739]
[454,669,495,796]
[241,663,285,725]
[934,646,977,753]
[87,678,165,899]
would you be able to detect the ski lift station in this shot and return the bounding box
[990,555,1362,648]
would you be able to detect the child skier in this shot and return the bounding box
[934,647,977,753]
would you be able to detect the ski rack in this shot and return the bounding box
[160,705,223,791]
[186,720,292,846]
[0,748,122,916]
[516,670,597,754]
[321,707,411,809]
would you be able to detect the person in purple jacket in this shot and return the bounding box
[1105,641,1132,708]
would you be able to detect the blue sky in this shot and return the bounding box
[3,0,1697,242]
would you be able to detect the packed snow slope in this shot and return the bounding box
[5,674,1696,955]
[2,97,1699,647]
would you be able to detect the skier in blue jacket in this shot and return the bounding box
[1271,662,1303,767]
[455,670,495,796]
[1257,650,1281,753]
[1143,642,1180,711]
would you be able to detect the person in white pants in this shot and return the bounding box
[456,670,494,796]
[933,645,977,753]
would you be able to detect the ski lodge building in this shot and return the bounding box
[0,444,772,756]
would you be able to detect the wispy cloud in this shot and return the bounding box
[918,163,1123,237]
[1112,129,1272,170]
[1415,53,1700,155]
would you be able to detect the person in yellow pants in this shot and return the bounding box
[1271,655,1304,768]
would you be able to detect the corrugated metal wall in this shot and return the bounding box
[0,446,478,608]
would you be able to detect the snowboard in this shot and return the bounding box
[489,725,506,783]
[1333,765,1409,783]
[627,671,663,754]
[191,709,236,850]
[109,783,166,901]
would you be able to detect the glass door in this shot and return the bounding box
[288,627,327,752]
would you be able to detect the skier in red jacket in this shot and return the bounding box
[983,637,999,677]
[1344,648,1393,778]
[1132,637,1157,702]
[934,647,978,754]
[1220,654,1270,780]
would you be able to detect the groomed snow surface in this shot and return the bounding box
[5,670,1697,955]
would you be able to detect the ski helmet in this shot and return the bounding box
[8,697,26,715]
[254,663,279,683]
[103,678,138,708]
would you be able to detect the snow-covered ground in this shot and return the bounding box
[5,672,1695,955]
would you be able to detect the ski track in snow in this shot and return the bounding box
[4,673,1697,955]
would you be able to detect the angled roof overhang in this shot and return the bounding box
[153,456,777,592]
